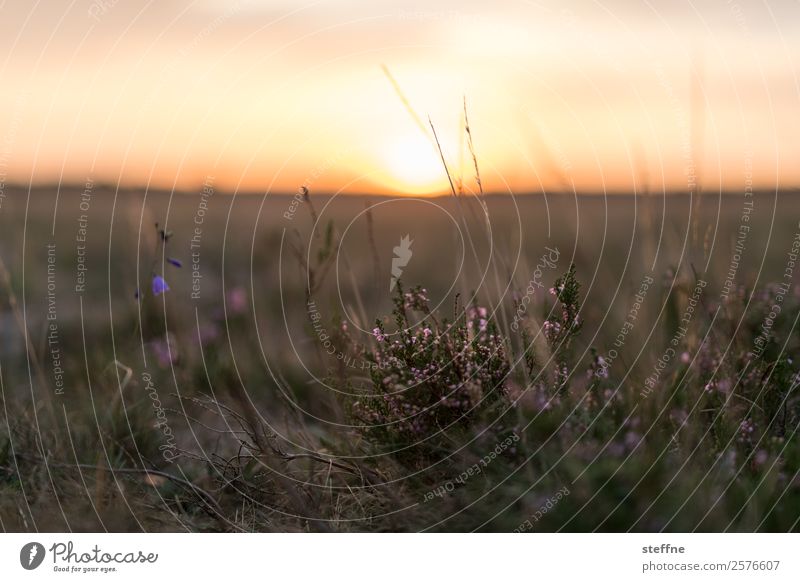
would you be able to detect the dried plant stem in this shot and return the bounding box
[17,453,224,515]
[381,64,434,145]
[428,117,458,198]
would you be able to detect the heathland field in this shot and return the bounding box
[2,185,800,532]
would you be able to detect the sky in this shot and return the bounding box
[0,0,799,195]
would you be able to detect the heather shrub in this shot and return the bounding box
[519,263,584,397]
[349,284,510,460]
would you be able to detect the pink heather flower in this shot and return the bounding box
[594,356,609,379]
[543,320,561,339]
[373,327,385,342]
[198,324,220,346]
[680,352,691,364]
[150,332,178,367]
[738,419,756,444]
[226,287,247,315]
[423,327,432,338]
[624,431,641,450]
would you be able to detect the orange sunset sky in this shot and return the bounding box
[0,0,799,195]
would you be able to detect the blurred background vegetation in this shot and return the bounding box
[2,186,800,532]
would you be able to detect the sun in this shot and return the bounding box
[378,133,450,195]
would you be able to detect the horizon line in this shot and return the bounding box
[5,183,799,198]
